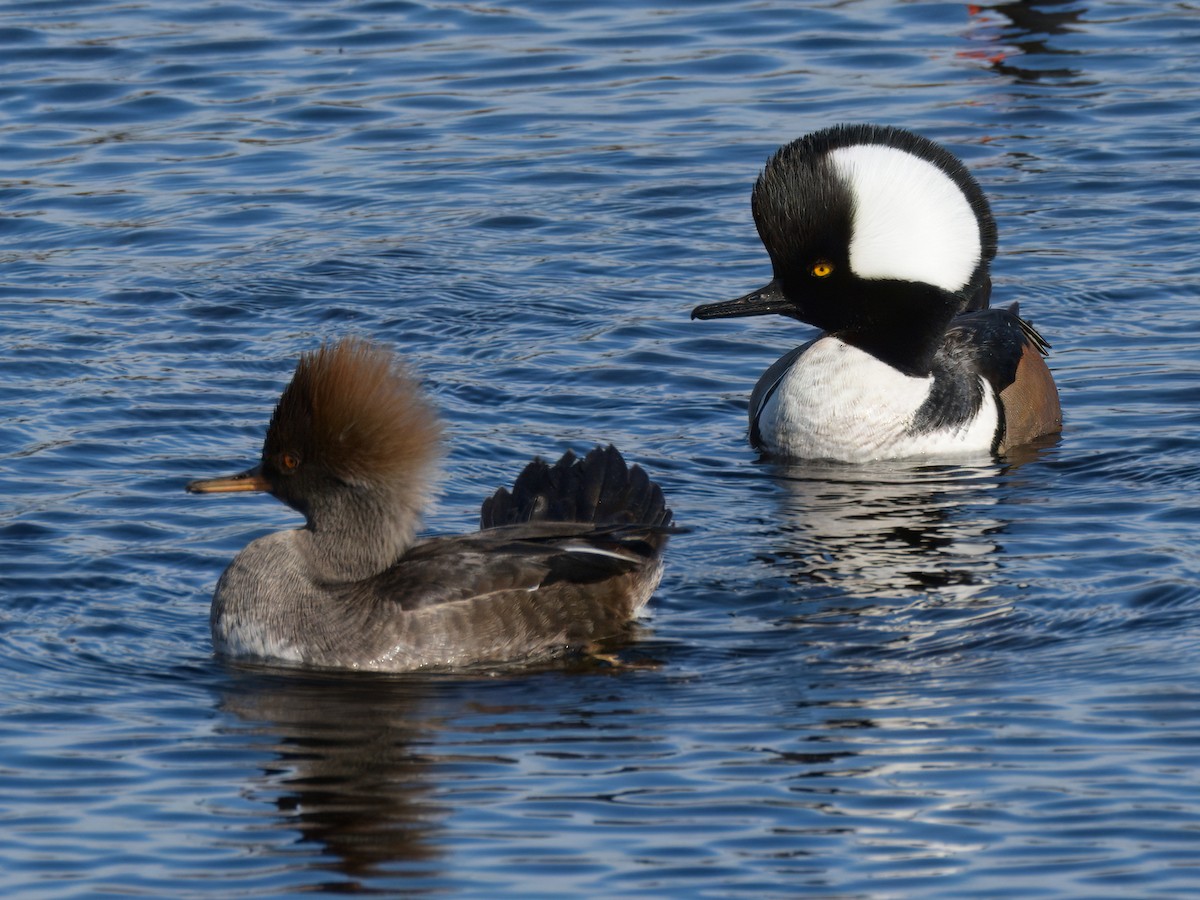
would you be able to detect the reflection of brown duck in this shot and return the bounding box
[964,1,1087,84]
[220,671,444,879]
[188,338,675,672]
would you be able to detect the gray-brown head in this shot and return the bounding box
[189,338,443,539]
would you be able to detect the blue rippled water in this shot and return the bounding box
[3,1,1200,896]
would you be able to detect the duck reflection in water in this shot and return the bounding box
[217,659,646,884]
[964,0,1088,85]
[760,440,1058,607]
[219,670,447,881]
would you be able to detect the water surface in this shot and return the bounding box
[3,1,1200,896]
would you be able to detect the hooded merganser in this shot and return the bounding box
[692,123,1061,463]
[187,337,674,672]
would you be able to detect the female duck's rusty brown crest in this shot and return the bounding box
[262,337,443,485]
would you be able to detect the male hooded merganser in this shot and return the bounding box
[187,337,674,672]
[692,123,1061,463]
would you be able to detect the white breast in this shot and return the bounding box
[755,338,999,463]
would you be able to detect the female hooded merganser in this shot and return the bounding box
[692,123,1061,463]
[187,337,674,672]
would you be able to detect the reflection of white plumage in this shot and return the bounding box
[770,459,1004,602]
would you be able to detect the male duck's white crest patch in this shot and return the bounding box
[831,144,982,292]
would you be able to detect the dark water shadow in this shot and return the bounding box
[213,644,654,888]
[218,667,450,887]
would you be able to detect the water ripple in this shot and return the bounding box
[2,0,1200,896]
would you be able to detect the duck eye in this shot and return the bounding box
[280,452,301,473]
[810,260,834,278]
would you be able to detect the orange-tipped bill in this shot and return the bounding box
[187,466,270,494]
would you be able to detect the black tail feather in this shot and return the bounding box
[1003,302,1052,355]
[480,445,673,531]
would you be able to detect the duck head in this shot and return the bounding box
[188,337,443,581]
[693,124,998,376]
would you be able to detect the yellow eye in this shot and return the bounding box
[811,260,834,278]
[280,452,301,473]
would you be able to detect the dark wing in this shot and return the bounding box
[351,445,675,655]
[940,303,1050,395]
[368,524,662,613]
[914,304,1050,437]
[352,527,661,663]
[958,304,1059,452]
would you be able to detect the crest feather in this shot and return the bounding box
[264,337,442,483]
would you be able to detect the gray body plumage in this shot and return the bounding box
[190,339,673,672]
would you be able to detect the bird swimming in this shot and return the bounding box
[187,337,674,672]
[692,123,1061,463]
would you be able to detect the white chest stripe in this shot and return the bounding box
[755,338,998,462]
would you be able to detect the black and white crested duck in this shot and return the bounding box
[693,123,1061,462]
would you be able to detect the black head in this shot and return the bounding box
[693,124,998,375]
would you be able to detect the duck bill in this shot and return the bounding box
[186,465,270,494]
[691,279,791,320]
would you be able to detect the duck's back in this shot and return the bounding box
[345,445,673,670]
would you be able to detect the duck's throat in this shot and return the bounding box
[298,490,422,584]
